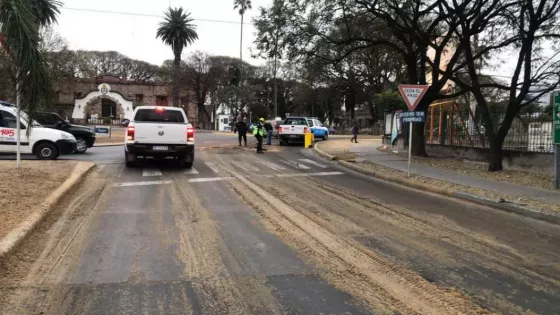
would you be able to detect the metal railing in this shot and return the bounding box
[424,102,554,153]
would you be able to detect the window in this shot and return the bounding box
[284,118,308,126]
[155,95,168,106]
[315,120,324,127]
[135,94,144,103]
[222,118,229,125]
[0,110,19,128]
[35,113,60,126]
[134,108,185,123]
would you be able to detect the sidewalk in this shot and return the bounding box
[348,144,560,205]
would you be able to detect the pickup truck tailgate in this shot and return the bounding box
[134,123,186,144]
[280,124,307,135]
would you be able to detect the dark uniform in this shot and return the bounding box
[253,119,265,153]
[235,120,248,146]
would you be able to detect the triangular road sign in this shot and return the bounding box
[398,85,429,111]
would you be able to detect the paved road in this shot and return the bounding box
[1,133,559,314]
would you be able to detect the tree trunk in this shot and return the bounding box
[411,121,427,157]
[173,53,181,112]
[240,14,244,81]
[488,140,504,171]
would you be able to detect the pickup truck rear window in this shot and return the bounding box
[284,118,308,125]
[135,109,185,123]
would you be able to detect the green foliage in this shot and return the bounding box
[0,0,61,124]
[156,8,198,57]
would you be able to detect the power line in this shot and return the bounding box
[61,7,244,25]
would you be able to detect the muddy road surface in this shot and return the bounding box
[1,144,559,315]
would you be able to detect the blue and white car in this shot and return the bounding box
[306,117,329,140]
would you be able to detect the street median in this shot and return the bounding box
[0,161,95,259]
[314,142,560,225]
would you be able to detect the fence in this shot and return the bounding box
[424,101,554,153]
[84,118,123,126]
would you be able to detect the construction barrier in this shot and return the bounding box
[304,132,314,148]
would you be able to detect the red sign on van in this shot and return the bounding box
[0,128,15,137]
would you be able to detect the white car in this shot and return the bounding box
[306,117,329,140]
[0,104,77,159]
[124,106,194,168]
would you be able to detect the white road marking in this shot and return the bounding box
[230,161,249,171]
[309,171,344,176]
[111,172,344,187]
[298,159,327,168]
[205,162,220,173]
[188,177,233,183]
[142,169,163,177]
[231,161,259,172]
[184,168,199,175]
[256,160,286,171]
[281,160,311,170]
[112,180,172,187]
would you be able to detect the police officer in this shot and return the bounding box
[253,118,265,153]
[235,118,248,146]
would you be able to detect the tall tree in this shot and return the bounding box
[156,7,198,112]
[0,0,61,167]
[233,0,251,82]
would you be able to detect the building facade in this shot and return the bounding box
[53,75,198,126]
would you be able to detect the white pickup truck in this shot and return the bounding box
[124,106,194,168]
[278,116,310,145]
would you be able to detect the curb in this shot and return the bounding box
[0,162,95,259]
[313,145,560,226]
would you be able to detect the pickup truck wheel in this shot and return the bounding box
[36,143,58,160]
[75,137,88,154]
[178,152,194,169]
[125,151,136,167]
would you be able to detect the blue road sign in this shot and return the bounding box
[401,111,425,123]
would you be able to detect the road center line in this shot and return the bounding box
[298,159,328,168]
[112,172,344,187]
[112,180,172,187]
[142,169,163,177]
[188,177,233,183]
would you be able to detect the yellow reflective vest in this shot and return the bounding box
[253,123,264,136]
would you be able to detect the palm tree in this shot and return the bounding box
[0,0,61,167]
[156,7,198,112]
[233,0,251,82]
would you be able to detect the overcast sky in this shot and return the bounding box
[54,0,271,66]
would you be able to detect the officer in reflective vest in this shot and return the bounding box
[253,118,265,154]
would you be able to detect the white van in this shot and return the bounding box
[0,104,77,159]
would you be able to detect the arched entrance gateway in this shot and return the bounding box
[72,83,134,124]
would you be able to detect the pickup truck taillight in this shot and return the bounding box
[127,127,135,141]
[187,127,194,142]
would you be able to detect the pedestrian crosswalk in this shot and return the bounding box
[135,158,334,178]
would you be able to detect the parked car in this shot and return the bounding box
[124,106,194,168]
[306,117,329,140]
[34,112,96,154]
[0,104,76,159]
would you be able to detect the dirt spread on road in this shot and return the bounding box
[0,167,109,314]
[0,160,77,239]
[222,165,492,315]
[170,180,284,315]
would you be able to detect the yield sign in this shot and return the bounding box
[398,84,429,111]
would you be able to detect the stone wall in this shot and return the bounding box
[53,76,199,125]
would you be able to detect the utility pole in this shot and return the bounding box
[272,28,279,119]
[16,82,21,168]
